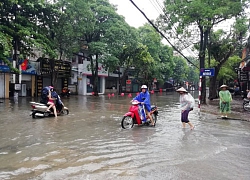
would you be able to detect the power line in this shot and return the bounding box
[129,0,199,69]
[151,0,198,55]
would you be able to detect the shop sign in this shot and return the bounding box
[40,59,71,77]
[238,71,248,82]
[0,65,10,72]
[79,61,108,77]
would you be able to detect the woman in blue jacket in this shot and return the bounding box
[133,85,155,126]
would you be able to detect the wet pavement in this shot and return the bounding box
[0,91,250,180]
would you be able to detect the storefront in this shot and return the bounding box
[0,63,10,98]
[78,61,107,95]
[36,58,71,97]
[17,59,37,97]
[238,37,250,91]
[105,68,124,94]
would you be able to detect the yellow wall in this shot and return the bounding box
[31,75,35,97]
[5,73,9,98]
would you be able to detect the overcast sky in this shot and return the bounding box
[109,0,163,28]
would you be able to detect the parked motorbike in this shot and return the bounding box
[241,90,247,99]
[243,98,250,111]
[61,88,71,98]
[30,101,69,118]
[121,100,158,129]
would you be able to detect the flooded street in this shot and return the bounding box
[0,92,250,180]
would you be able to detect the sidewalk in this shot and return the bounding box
[201,97,249,121]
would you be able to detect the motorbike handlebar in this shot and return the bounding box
[131,100,144,105]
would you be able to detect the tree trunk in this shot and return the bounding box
[51,71,58,90]
[208,67,219,100]
[92,54,99,96]
[199,28,210,104]
[118,66,121,94]
[51,59,58,89]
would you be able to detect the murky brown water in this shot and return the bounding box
[0,92,250,180]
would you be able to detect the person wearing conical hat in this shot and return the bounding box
[219,85,232,118]
[176,87,195,130]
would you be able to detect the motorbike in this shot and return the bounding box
[121,100,158,129]
[30,101,69,118]
[243,98,250,111]
[61,89,71,98]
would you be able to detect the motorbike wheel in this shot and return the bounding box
[121,116,134,129]
[152,113,157,124]
[61,109,69,115]
[243,102,250,111]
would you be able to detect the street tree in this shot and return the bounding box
[79,0,134,96]
[208,18,248,99]
[186,57,200,86]
[49,0,92,88]
[0,31,16,71]
[159,0,248,103]
[102,19,139,93]
[137,24,175,87]
[129,43,155,86]
[208,22,247,99]
[0,0,58,58]
[217,55,241,84]
[172,56,189,85]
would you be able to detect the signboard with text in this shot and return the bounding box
[238,71,248,82]
[200,68,215,76]
[78,61,108,77]
[40,59,71,77]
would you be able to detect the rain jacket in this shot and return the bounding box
[52,91,63,105]
[133,90,151,112]
[133,90,151,122]
[219,90,232,113]
[40,86,50,104]
[179,93,195,111]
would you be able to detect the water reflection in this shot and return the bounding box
[0,92,249,179]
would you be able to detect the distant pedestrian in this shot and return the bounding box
[219,85,232,118]
[176,87,195,130]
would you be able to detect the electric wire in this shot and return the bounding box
[128,0,199,69]
[152,0,198,57]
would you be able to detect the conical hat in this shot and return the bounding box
[220,85,228,88]
[176,87,188,92]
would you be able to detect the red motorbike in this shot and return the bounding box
[121,100,158,129]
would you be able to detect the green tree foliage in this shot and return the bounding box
[217,55,241,83]
[172,56,189,84]
[129,43,155,86]
[0,0,58,58]
[53,0,92,60]
[48,0,93,87]
[0,31,16,71]
[186,57,199,85]
[208,18,248,99]
[156,44,175,84]
[137,24,175,86]
[159,0,248,103]
[78,0,125,95]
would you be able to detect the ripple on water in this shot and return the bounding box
[0,93,249,180]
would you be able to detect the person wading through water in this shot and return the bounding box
[176,87,195,130]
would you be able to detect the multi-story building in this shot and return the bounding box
[69,52,132,95]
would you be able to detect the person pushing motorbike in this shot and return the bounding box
[132,85,155,126]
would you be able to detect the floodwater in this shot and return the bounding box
[0,91,250,180]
